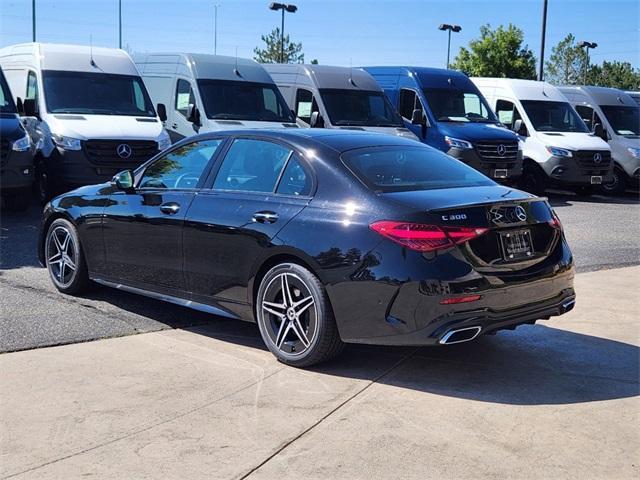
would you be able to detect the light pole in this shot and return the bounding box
[438,23,462,69]
[539,0,548,80]
[269,2,297,63]
[118,0,122,49]
[213,4,220,55]
[32,0,36,41]
[578,41,597,85]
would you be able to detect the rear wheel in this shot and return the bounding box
[45,218,90,295]
[520,164,547,195]
[601,166,627,196]
[256,263,344,367]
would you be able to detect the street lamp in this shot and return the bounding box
[213,4,220,55]
[438,23,462,69]
[32,0,36,41]
[269,2,297,63]
[578,40,598,85]
[118,0,122,49]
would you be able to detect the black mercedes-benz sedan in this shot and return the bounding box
[39,129,575,367]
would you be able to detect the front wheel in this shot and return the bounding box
[45,218,90,295]
[601,166,627,195]
[256,263,344,367]
[520,165,547,196]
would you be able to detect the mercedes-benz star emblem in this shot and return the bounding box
[515,205,527,222]
[117,144,132,159]
[593,152,602,164]
[497,144,507,156]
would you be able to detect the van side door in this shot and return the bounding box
[170,78,198,141]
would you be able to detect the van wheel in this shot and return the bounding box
[2,188,32,212]
[35,160,54,204]
[45,218,91,295]
[256,263,344,367]
[520,164,547,195]
[601,166,627,196]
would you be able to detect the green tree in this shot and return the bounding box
[588,61,640,90]
[451,24,537,79]
[545,34,588,85]
[254,28,304,64]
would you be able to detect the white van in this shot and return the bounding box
[0,43,170,202]
[134,53,298,141]
[264,64,417,139]
[473,78,611,196]
[559,86,639,194]
[625,91,640,106]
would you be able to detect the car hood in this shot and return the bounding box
[47,114,164,140]
[437,121,518,142]
[0,113,25,140]
[536,132,610,151]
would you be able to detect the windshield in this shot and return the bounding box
[422,88,497,123]
[520,100,588,133]
[342,146,495,193]
[320,89,403,127]
[197,80,294,122]
[42,70,156,116]
[600,105,640,137]
[0,70,17,114]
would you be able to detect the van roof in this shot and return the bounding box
[134,52,273,83]
[0,43,138,75]
[558,85,637,107]
[364,66,474,88]
[264,64,382,91]
[471,77,567,102]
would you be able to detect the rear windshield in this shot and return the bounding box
[319,89,403,127]
[0,70,17,114]
[342,146,495,193]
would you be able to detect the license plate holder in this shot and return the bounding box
[493,169,508,179]
[499,229,534,261]
[591,175,602,185]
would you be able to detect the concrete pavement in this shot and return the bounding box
[1,266,638,480]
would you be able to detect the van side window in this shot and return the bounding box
[133,81,146,111]
[399,89,418,119]
[495,99,521,129]
[175,79,195,117]
[26,71,38,101]
[295,88,316,124]
[574,105,602,131]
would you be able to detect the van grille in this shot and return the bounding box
[0,138,10,165]
[475,141,519,168]
[83,140,159,168]
[574,150,611,169]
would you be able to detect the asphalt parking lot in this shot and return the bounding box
[0,190,639,479]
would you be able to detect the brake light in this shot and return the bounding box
[370,221,488,252]
[548,210,563,231]
[440,294,482,305]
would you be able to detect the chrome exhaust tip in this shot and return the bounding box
[439,326,482,345]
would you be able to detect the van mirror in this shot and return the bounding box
[187,103,201,126]
[593,122,607,141]
[310,111,324,128]
[112,170,135,191]
[157,103,167,122]
[411,109,424,125]
[23,98,38,118]
[513,119,528,136]
[16,97,24,115]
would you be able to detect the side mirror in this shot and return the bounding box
[513,119,528,136]
[112,170,135,191]
[186,103,201,126]
[411,108,424,125]
[593,122,607,141]
[22,98,38,118]
[157,103,167,122]
[16,97,24,115]
[310,111,324,128]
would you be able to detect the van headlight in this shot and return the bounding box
[627,147,640,159]
[52,134,82,151]
[156,130,171,151]
[12,133,31,152]
[444,136,473,150]
[546,146,573,158]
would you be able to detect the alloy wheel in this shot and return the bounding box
[260,272,318,356]
[46,225,77,287]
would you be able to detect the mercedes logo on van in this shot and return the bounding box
[593,152,602,164]
[515,205,527,222]
[117,144,132,159]
[497,144,507,156]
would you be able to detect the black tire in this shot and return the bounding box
[572,185,595,197]
[256,263,344,367]
[520,164,547,196]
[601,166,627,196]
[44,218,91,295]
[2,188,31,212]
[35,159,55,204]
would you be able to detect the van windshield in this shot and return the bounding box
[422,88,497,123]
[0,70,17,114]
[319,89,403,127]
[197,80,295,122]
[42,70,156,116]
[342,146,495,193]
[520,100,588,133]
[600,105,640,137]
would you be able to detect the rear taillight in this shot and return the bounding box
[370,221,488,252]
[548,209,563,231]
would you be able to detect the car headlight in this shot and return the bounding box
[12,133,31,152]
[52,134,82,151]
[627,147,640,159]
[156,130,171,151]
[444,136,473,150]
[546,146,573,158]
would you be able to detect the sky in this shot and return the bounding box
[0,0,638,70]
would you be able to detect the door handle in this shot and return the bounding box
[171,123,178,129]
[253,211,279,224]
[160,202,180,215]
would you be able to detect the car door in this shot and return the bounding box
[183,137,313,305]
[102,138,225,291]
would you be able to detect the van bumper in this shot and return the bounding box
[542,155,613,186]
